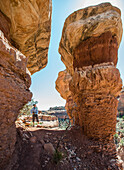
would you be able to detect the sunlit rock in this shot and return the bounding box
[56,3,123,140]
[69,63,122,139]
[59,3,123,75]
[0,0,52,74]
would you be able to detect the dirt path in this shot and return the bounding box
[6,127,120,170]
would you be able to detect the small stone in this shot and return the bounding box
[53,137,57,140]
[46,132,52,135]
[87,151,93,155]
[76,157,81,162]
[30,136,37,143]
[44,135,49,138]
[40,139,45,145]
[73,159,76,163]
[110,159,116,163]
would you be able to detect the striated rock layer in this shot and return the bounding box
[0,0,52,74]
[59,3,122,75]
[0,31,32,169]
[56,3,123,140]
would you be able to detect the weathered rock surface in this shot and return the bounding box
[59,3,122,75]
[56,71,77,125]
[73,31,118,69]
[30,136,37,144]
[0,0,52,74]
[56,3,123,140]
[65,96,78,125]
[69,63,122,139]
[44,143,55,155]
[0,31,32,169]
[56,70,72,100]
[118,88,124,117]
[0,1,52,168]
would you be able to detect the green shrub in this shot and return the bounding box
[19,98,38,117]
[114,133,118,138]
[53,149,62,164]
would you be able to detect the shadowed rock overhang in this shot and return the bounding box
[0,0,52,74]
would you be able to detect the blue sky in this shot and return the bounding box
[30,0,124,110]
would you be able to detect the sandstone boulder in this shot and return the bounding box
[56,70,72,100]
[59,3,123,75]
[0,0,52,74]
[30,136,37,144]
[44,143,55,155]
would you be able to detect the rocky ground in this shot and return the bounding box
[115,118,124,167]
[16,113,60,128]
[5,125,123,170]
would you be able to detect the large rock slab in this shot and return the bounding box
[59,3,123,75]
[0,0,52,74]
[0,31,32,169]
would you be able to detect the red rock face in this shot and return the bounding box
[73,31,118,69]
[0,1,52,168]
[65,96,78,126]
[0,33,32,169]
[0,11,11,42]
[118,89,124,116]
[70,64,122,139]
